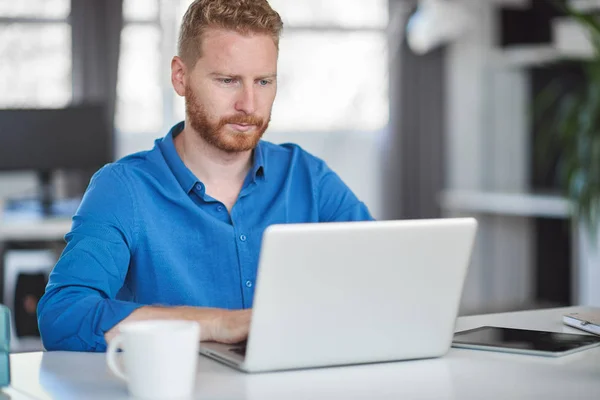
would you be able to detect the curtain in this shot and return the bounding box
[383,0,445,220]
[66,0,124,194]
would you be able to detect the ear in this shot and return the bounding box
[171,56,187,97]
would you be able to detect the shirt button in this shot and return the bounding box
[239,234,247,242]
[195,183,203,192]
[217,205,223,212]
[245,280,253,288]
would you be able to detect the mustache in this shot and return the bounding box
[218,114,264,128]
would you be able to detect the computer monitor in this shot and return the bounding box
[0,104,112,216]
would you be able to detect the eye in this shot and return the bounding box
[258,79,272,86]
[220,78,234,84]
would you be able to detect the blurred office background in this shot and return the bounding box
[0,0,599,352]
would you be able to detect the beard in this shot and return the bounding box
[185,87,270,153]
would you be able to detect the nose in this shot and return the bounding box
[234,85,256,115]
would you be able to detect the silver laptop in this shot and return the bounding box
[199,218,478,373]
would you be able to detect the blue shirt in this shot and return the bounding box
[37,122,373,352]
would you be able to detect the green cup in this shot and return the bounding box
[0,304,10,387]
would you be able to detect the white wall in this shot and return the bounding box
[444,0,535,315]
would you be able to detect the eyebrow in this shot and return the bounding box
[208,73,277,80]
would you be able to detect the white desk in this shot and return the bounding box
[0,219,71,243]
[0,387,37,400]
[0,217,71,353]
[7,306,600,400]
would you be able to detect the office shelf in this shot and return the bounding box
[490,45,564,68]
[491,13,595,69]
[439,190,572,218]
[568,0,600,12]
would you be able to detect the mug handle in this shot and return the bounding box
[106,334,128,382]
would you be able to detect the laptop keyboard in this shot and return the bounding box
[229,345,247,356]
[228,339,247,356]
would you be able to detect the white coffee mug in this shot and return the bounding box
[106,320,200,400]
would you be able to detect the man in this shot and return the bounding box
[37,0,373,352]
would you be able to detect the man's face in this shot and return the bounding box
[183,29,278,153]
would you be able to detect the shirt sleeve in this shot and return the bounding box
[316,162,375,222]
[37,164,144,352]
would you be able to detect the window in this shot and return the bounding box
[269,0,388,132]
[269,31,388,132]
[0,0,71,108]
[267,0,388,28]
[0,0,69,19]
[115,0,163,136]
[115,24,163,134]
[116,0,389,150]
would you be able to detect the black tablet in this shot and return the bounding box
[452,326,600,357]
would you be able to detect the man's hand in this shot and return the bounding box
[104,306,252,345]
[208,308,252,344]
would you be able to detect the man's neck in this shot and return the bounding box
[174,125,253,187]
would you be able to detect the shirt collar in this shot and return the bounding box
[159,122,267,194]
[252,140,266,182]
[159,122,198,193]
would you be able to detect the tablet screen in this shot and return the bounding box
[453,326,600,353]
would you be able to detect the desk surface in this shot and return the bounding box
[8,306,600,400]
[0,387,37,400]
